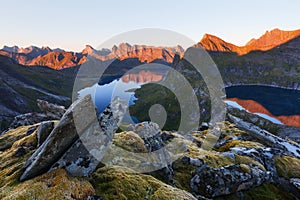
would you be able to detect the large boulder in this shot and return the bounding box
[126,122,164,152]
[190,164,267,198]
[49,97,128,176]
[20,94,97,181]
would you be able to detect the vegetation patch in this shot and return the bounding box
[90,166,196,200]
[275,155,300,178]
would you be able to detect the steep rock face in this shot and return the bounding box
[29,51,84,69]
[199,28,300,55]
[246,28,300,52]
[112,43,184,63]
[198,34,240,53]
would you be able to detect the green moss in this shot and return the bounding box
[90,166,196,200]
[202,151,234,168]
[0,169,95,200]
[0,125,37,151]
[215,183,294,200]
[0,124,95,200]
[275,155,300,178]
[217,140,265,152]
[0,125,39,188]
[113,131,147,153]
[243,183,294,200]
[172,157,197,192]
[235,155,265,171]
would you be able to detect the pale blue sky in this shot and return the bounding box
[1,0,299,51]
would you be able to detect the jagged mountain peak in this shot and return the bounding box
[199,33,239,53]
[2,45,20,53]
[245,28,300,48]
[81,44,96,55]
[200,28,300,55]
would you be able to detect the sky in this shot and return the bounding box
[1,0,300,51]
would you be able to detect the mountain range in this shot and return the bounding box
[199,28,300,55]
[130,28,300,130]
[0,43,184,70]
[2,28,300,70]
[1,28,300,131]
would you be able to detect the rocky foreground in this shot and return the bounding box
[0,96,300,200]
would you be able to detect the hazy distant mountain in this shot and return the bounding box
[199,28,300,55]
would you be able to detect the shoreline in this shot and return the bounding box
[225,83,300,91]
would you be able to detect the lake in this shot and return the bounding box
[79,69,165,123]
[79,74,300,127]
[226,85,300,116]
[225,85,300,127]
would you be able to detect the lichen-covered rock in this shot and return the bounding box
[127,122,163,152]
[190,164,267,198]
[113,131,148,153]
[49,96,128,177]
[228,114,300,159]
[290,178,300,190]
[0,124,95,200]
[8,113,51,130]
[90,166,197,200]
[8,99,66,130]
[36,121,55,147]
[20,94,96,181]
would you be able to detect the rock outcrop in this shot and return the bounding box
[20,95,96,181]
[1,97,300,199]
[21,94,128,180]
[228,114,300,159]
[8,99,66,130]
[190,164,266,198]
[49,96,127,176]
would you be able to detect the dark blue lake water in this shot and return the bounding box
[225,85,300,116]
[79,74,300,125]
